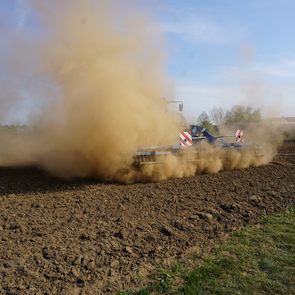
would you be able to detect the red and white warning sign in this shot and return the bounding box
[235,130,244,142]
[180,132,192,146]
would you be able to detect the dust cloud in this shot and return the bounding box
[0,0,183,182]
[236,42,289,119]
[0,0,274,183]
[130,139,273,183]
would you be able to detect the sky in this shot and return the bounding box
[156,0,295,120]
[1,0,295,124]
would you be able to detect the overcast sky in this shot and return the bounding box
[1,0,295,124]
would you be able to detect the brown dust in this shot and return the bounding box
[0,0,275,183]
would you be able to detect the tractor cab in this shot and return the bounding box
[189,125,215,145]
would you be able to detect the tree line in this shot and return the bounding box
[0,125,30,133]
[196,104,262,133]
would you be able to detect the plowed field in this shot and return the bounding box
[0,143,294,294]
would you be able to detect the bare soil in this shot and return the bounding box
[0,143,294,294]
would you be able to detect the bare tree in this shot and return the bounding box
[210,106,228,125]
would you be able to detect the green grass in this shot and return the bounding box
[118,207,295,295]
[284,136,295,142]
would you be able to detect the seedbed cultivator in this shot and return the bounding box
[135,125,263,166]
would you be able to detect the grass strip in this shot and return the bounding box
[284,136,295,142]
[118,207,295,295]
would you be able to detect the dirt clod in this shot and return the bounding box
[249,195,258,201]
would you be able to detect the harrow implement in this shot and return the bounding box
[135,125,263,166]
